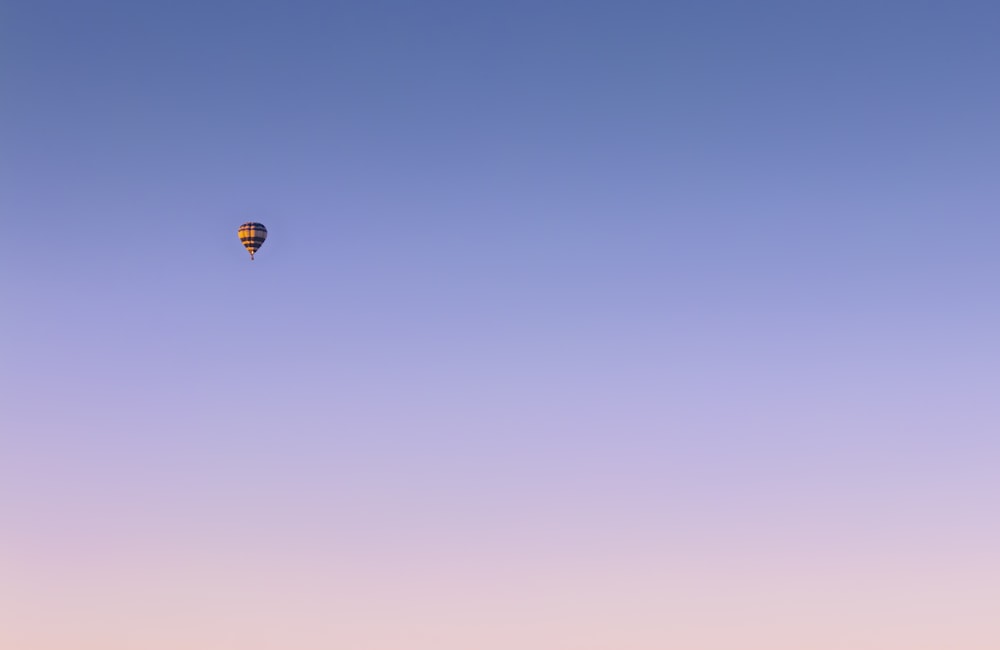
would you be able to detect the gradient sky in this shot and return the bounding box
[2,1,999,648]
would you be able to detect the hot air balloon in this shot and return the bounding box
[238,222,267,260]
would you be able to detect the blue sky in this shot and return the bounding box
[3,2,1000,648]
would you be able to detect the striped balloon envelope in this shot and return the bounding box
[238,222,267,260]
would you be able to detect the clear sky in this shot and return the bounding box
[2,1,999,648]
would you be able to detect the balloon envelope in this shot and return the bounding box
[238,222,267,260]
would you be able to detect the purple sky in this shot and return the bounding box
[3,2,1000,648]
